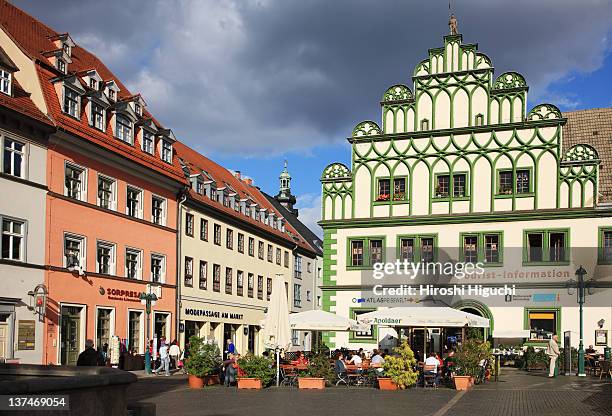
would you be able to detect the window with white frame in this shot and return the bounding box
[126,186,142,218]
[91,102,106,131]
[199,260,207,289]
[294,254,302,279]
[63,86,80,118]
[142,130,154,154]
[96,241,115,275]
[125,248,142,280]
[161,140,172,163]
[64,233,85,269]
[115,114,133,144]
[57,58,66,74]
[0,69,11,95]
[151,254,165,283]
[65,163,86,200]
[184,256,193,287]
[1,217,24,261]
[97,175,116,210]
[151,196,165,225]
[2,137,25,178]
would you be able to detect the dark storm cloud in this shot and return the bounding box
[15,0,612,155]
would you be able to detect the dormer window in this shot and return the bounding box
[91,102,105,131]
[161,139,172,163]
[57,59,66,74]
[0,69,10,95]
[196,181,204,195]
[115,114,133,144]
[63,86,80,118]
[62,43,70,55]
[89,78,97,90]
[108,89,115,100]
[135,103,142,116]
[142,130,154,154]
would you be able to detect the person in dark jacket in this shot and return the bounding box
[77,339,99,366]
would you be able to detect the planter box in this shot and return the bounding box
[188,374,220,389]
[453,375,473,391]
[377,378,398,390]
[237,378,262,389]
[298,377,325,389]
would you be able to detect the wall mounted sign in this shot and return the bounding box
[17,320,35,350]
[106,288,140,302]
[595,329,608,346]
[184,308,244,321]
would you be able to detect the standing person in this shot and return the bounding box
[169,340,181,371]
[77,339,99,366]
[546,334,560,378]
[225,338,235,360]
[223,353,237,386]
[154,339,170,376]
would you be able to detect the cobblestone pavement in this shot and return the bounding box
[126,369,612,416]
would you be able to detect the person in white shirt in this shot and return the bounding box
[371,349,385,366]
[168,340,181,371]
[347,352,363,367]
[154,339,170,376]
[424,352,440,384]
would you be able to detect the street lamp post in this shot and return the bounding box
[571,266,588,377]
[139,289,158,374]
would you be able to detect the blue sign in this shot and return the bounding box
[533,293,557,302]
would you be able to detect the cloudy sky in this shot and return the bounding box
[16,0,612,235]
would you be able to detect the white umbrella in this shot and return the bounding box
[262,274,291,386]
[357,306,490,328]
[289,309,356,331]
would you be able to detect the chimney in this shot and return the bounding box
[235,171,241,179]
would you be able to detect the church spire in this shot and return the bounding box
[275,160,298,216]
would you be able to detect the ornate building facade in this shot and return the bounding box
[320,32,612,352]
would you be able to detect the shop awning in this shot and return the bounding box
[492,329,530,338]
[357,306,490,328]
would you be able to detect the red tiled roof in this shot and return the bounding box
[174,141,315,252]
[0,0,186,183]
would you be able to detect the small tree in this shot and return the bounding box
[454,338,492,376]
[304,354,335,383]
[382,341,418,389]
[184,336,222,378]
[237,354,275,386]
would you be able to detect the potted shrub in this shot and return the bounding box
[298,354,334,389]
[453,338,492,390]
[237,354,275,389]
[184,336,222,389]
[380,341,418,390]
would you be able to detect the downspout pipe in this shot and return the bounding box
[176,189,188,346]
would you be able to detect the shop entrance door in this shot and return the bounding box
[247,325,257,354]
[223,323,236,358]
[184,321,202,344]
[60,306,82,365]
[154,313,169,343]
[0,314,8,359]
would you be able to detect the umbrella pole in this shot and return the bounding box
[276,348,280,387]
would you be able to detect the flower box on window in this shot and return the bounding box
[376,194,390,201]
[393,192,406,201]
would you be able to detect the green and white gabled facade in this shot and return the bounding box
[320,34,612,351]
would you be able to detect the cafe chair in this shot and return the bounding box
[423,365,438,388]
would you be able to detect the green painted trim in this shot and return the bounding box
[522,228,570,265]
[319,207,610,229]
[452,299,494,337]
[597,226,612,265]
[523,306,562,344]
[458,231,504,267]
[346,236,386,270]
[395,234,439,262]
[349,307,378,344]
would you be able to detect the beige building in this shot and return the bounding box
[175,143,318,355]
[0,45,54,363]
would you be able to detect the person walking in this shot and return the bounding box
[225,338,235,360]
[169,340,181,372]
[154,339,170,376]
[77,339,99,366]
[546,334,560,378]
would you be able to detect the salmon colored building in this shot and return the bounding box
[0,1,187,365]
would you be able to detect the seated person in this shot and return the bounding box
[585,345,597,355]
[424,352,440,385]
[291,351,309,366]
[335,353,347,376]
[371,349,385,366]
[346,352,363,367]
[443,350,456,377]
